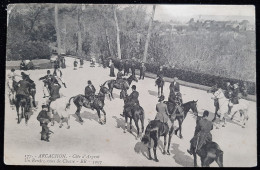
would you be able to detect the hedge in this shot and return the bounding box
[110,58,256,95]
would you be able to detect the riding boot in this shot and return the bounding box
[63,83,67,88]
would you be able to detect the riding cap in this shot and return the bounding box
[11,68,15,72]
[158,95,165,102]
[47,70,51,74]
[202,110,209,117]
[21,71,29,76]
[131,85,136,90]
[88,80,92,84]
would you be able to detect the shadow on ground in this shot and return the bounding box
[112,116,138,139]
[170,143,194,167]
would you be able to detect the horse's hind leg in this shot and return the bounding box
[134,119,139,139]
[158,87,160,97]
[148,140,152,160]
[163,135,167,154]
[177,118,183,139]
[161,86,164,96]
[101,108,107,123]
[153,137,159,162]
[129,118,133,133]
[167,125,174,155]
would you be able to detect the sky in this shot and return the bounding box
[148,5,255,23]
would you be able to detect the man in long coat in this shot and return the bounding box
[154,95,170,125]
[187,110,213,155]
[121,85,139,117]
[37,104,52,142]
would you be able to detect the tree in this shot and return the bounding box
[55,4,61,55]
[113,5,121,59]
[143,5,156,62]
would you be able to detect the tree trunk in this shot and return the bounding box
[105,28,112,57]
[55,5,61,55]
[143,5,156,62]
[77,6,82,58]
[113,6,121,59]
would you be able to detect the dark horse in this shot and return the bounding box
[66,86,109,125]
[155,77,164,97]
[102,75,138,99]
[141,100,198,162]
[120,90,145,139]
[191,116,224,167]
[165,100,198,139]
[12,81,33,124]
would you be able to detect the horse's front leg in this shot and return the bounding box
[178,118,183,139]
[194,152,198,167]
[75,105,83,123]
[129,118,133,133]
[163,135,167,154]
[96,109,103,125]
[153,137,159,162]
[101,108,107,123]
[158,87,160,97]
[167,125,174,155]
[161,85,164,96]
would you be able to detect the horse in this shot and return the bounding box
[141,120,172,162]
[99,84,112,101]
[102,75,138,99]
[48,96,71,129]
[120,90,145,139]
[191,116,224,167]
[213,88,250,128]
[65,87,108,125]
[165,100,199,139]
[155,77,164,97]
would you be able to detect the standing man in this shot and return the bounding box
[37,104,52,142]
[228,83,239,114]
[118,59,124,71]
[109,59,115,77]
[80,58,84,68]
[124,59,130,76]
[139,62,146,80]
[116,68,124,85]
[131,60,136,76]
[187,110,213,155]
[241,82,248,97]
[74,58,78,70]
[20,60,26,70]
[53,67,66,88]
[85,80,96,110]
[39,70,54,98]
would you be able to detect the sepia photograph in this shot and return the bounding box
[4,4,256,167]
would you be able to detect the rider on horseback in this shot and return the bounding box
[39,70,55,98]
[16,72,34,111]
[121,85,139,117]
[228,83,240,114]
[85,80,96,110]
[172,92,184,116]
[187,110,213,155]
[154,95,170,126]
[116,69,124,85]
[53,67,66,88]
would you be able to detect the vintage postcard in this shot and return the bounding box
[4,4,256,167]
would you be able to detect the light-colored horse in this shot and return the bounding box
[48,95,70,129]
[213,88,250,128]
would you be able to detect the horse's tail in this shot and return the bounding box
[139,106,145,121]
[141,122,152,144]
[66,96,76,109]
[102,80,108,87]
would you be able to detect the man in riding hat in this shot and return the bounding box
[139,62,146,80]
[154,95,171,126]
[172,91,184,116]
[37,103,52,142]
[39,70,55,98]
[85,80,96,110]
[121,85,139,117]
[170,77,180,93]
[21,72,36,108]
[187,110,213,155]
[228,83,240,114]
[53,67,66,88]
[16,72,34,111]
[116,68,124,85]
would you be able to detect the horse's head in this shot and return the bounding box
[99,85,110,95]
[189,100,198,115]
